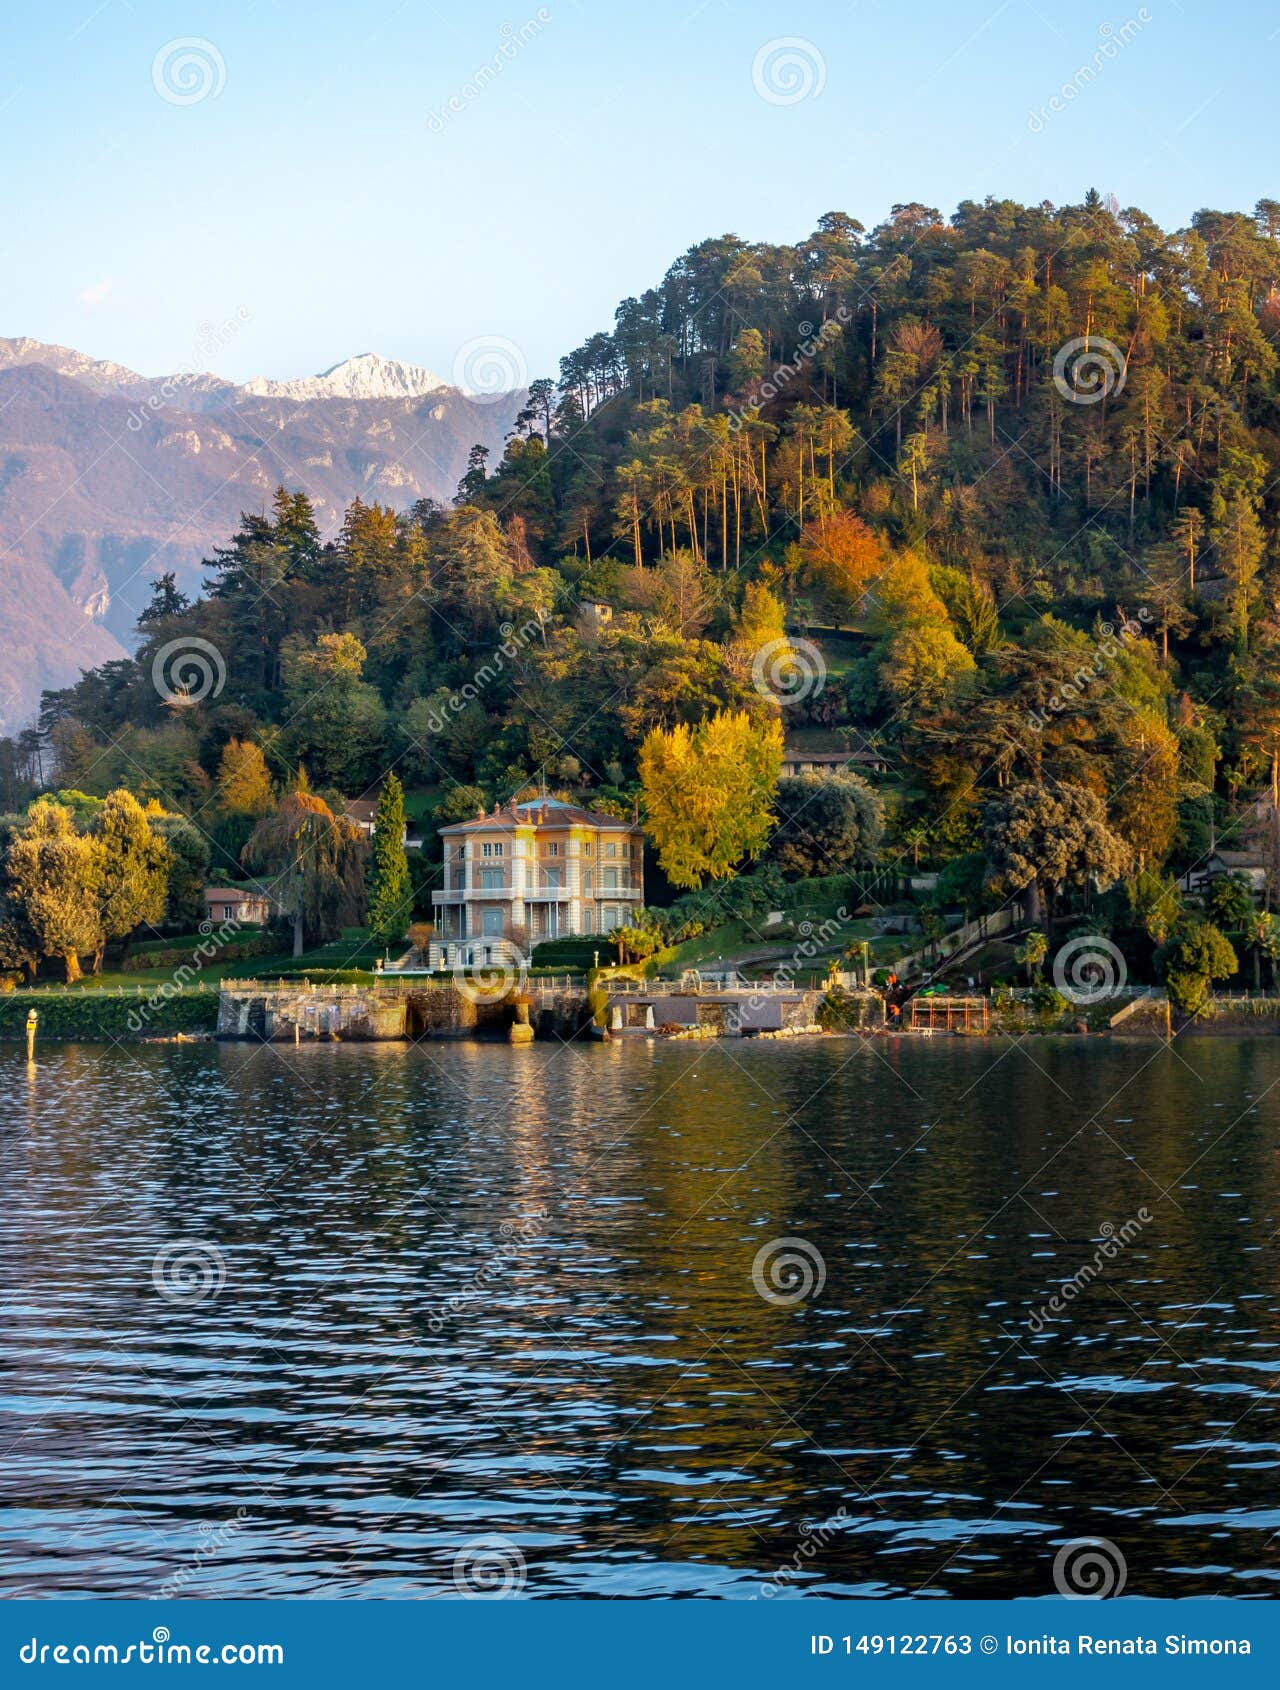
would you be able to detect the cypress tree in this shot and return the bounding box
[367,774,412,949]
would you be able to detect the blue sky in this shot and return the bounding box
[4,0,1268,385]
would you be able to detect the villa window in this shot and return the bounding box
[480,868,503,890]
[606,841,617,858]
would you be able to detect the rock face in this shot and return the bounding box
[0,339,524,731]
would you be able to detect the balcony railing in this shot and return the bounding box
[432,884,515,902]
[431,881,643,904]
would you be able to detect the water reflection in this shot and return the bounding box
[0,1036,1277,1597]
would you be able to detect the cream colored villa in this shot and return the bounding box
[428,798,644,967]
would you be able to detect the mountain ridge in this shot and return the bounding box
[0,338,462,407]
[239,353,451,403]
[0,339,524,730]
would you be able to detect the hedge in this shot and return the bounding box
[0,989,220,1041]
[531,938,610,968]
[121,934,278,971]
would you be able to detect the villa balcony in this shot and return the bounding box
[431,882,643,908]
[432,885,515,903]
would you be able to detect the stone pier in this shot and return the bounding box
[217,981,592,1042]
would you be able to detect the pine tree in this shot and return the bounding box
[366,775,412,950]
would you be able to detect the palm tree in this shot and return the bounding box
[1015,930,1049,984]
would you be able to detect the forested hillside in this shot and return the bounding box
[6,190,1280,982]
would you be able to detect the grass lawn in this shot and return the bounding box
[654,912,899,975]
[402,785,442,825]
[24,929,383,993]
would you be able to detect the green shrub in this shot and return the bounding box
[122,935,277,971]
[778,873,857,909]
[531,938,605,969]
[1029,983,1071,1020]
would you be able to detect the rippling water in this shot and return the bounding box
[1,1035,1278,1598]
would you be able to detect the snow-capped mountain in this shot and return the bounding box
[0,341,459,408]
[239,353,451,403]
[0,338,524,731]
[0,335,172,399]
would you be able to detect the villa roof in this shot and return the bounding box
[782,746,887,770]
[439,797,639,835]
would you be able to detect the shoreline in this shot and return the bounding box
[6,1023,1280,1048]
[5,980,1279,1045]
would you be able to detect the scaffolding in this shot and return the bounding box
[908,995,989,1032]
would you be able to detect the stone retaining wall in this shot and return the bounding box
[218,983,592,1042]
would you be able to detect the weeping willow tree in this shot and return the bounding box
[243,792,367,956]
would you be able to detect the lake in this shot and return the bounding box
[1,1035,1278,1598]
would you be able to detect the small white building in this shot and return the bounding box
[1180,849,1269,897]
[576,599,614,636]
[782,742,890,778]
[203,886,274,927]
[344,796,422,850]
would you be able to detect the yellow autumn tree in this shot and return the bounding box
[639,710,783,888]
[216,738,274,816]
